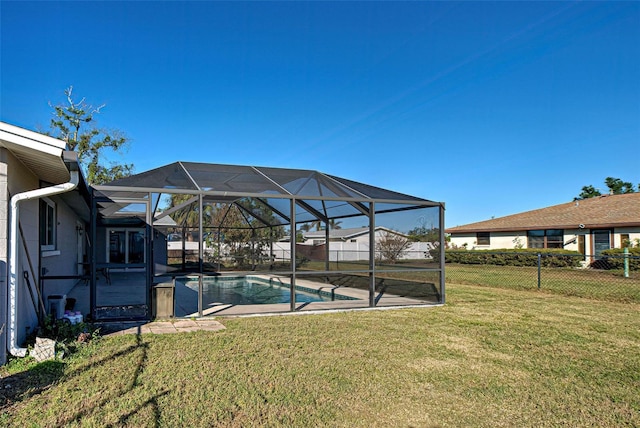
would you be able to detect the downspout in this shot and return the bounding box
[8,168,79,357]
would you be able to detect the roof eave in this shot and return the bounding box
[447,221,640,234]
[0,121,71,184]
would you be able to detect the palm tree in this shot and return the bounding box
[328,219,342,230]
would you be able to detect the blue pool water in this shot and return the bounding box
[174,276,355,316]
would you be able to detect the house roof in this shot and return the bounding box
[303,226,402,240]
[304,227,370,240]
[0,121,70,184]
[0,122,92,220]
[446,193,640,233]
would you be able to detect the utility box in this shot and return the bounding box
[48,294,66,319]
[152,282,174,319]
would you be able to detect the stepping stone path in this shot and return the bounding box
[99,320,226,336]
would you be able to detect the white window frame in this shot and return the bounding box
[41,197,56,251]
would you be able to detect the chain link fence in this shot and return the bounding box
[445,251,640,303]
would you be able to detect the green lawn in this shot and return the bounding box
[303,260,640,303]
[445,263,640,303]
[1,284,639,427]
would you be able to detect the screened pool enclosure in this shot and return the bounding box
[89,162,445,320]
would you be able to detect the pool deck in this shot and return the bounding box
[66,272,437,323]
[179,275,434,316]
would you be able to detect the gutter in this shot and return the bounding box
[8,160,79,357]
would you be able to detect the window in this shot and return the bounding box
[593,230,611,259]
[40,198,56,250]
[527,229,564,249]
[476,232,490,246]
[527,230,544,248]
[621,234,630,248]
[546,230,564,248]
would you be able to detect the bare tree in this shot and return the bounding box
[375,230,411,264]
[49,86,133,184]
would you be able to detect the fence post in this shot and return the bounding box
[624,247,630,278]
[537,253,541,289]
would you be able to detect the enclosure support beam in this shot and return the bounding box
[235,201,274,228]
[153,196,198,221]
[439,203,446,305]
[146,193,153,318]
[181,225,186,271]
[295,199,328,224]
[325,225,330,271]
[290,198,297,312]
[198,194,204,317]
[369,202,376,307]
[256,198,290,223]
[270,227,274,269]
[90,191,97,320]
[217,226,222,272]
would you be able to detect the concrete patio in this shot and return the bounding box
[99,319,226,337]
[64,271,437,322]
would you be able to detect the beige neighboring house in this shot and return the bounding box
[446,193,640,258]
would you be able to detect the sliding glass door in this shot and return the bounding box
[108,228,146,266]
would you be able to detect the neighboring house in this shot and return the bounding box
[274,227,436,261]
[0,122,89,365]
[302,226,395,245]
[446,193,640,258]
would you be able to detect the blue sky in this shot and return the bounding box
[1,1,639,227]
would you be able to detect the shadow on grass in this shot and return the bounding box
[0,359,66,408]
[106,389,170,428]
[61,333,167,426]
[2,331,169,427]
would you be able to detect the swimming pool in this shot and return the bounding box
[174,275,356,316]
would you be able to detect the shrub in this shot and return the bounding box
[32,316,101,359]
[600,248,640,271]
[444,249,582,268]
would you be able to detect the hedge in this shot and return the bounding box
[600,248,640,271]
[443,249,582,268]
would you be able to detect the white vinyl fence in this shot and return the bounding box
[271,241,435,262]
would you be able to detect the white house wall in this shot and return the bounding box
[614,227,640,247]
[449,228,640,253]
[0,148,84,362]
[3,149,41,352]
[449,233,475,249]
[0,149,9,365]
[40,196,85,299]
[564,229,583,252]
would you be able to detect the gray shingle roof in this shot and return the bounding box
[303,227,370,239]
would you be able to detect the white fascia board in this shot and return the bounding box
[0,122,66,155]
